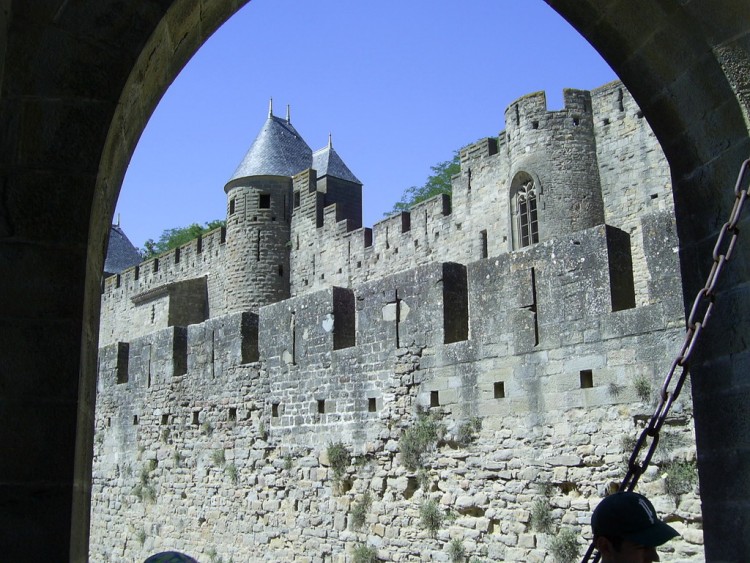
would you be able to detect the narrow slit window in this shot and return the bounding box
[494,382,505,399]
[272,403,279,418]
[317,399,325,414]
[161,414,169,425]
[192,411,199,426]
[116,342,129,384]
[368,398,377,412]
[228,408,237,422]
[430,391,440,407]
[259,194,271,209]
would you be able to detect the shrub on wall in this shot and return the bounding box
[632,374,652,403]
[327,442,350,483]
[549,528,580,562]
[211,449,226,467]
[401,413,444,472]
[530,482,555,533]
[663,459,697,501]
[420,499,444,536]
[352,544,378,563]
[351,491,372,530]
[447,538,466,562]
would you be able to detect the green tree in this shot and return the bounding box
[141,219,225,259]
[389,151,461,215]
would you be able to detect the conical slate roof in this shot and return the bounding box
[312,138,361,184]
[227,114,312,185]
[104,225,142,276]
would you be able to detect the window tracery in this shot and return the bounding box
[517,179,539,248]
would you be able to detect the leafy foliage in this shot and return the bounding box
[225,463,238,484]
[530,482,554,533]
[327,442,350,482]
[141,219,225,259]
[351,491,372,530]
[633,374,652,403]
[211,449,226,467]
[388,152,461,215]
[530,497,554,533]
[447,538,467,562]
[456,417,482,446]
[420,499,444,536]
[400,412,444,471]
[663,459,697,501]
[352,543,378,563]
[549,528,580,562]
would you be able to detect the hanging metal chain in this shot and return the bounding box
[581,156,750,563]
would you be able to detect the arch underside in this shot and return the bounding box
[0,0,748,560]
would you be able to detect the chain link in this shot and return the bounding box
[581,157,749,563]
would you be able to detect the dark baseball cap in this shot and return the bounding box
[591,492,679,547]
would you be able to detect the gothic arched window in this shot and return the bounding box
[510,172,540,249]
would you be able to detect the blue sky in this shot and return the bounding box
[116,0,616,249]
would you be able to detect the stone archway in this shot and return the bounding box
[1,1,748,560]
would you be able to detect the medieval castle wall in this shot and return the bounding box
[90,223,701,561]
[91,81,703,562]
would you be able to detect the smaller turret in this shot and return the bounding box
[222,101,313,314]
[504,89,604,249]
[310,134,363,229]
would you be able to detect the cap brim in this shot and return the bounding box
[626,520,680,547]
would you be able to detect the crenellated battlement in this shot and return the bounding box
[102,226,226,296]
[504,88,593,135]
[98,221,682,440]
[101,81,673,349]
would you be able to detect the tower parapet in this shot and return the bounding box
[504,89,604,248]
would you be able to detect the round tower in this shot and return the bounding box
[223,101,312,313]
[504,89,604,250]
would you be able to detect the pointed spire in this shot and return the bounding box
[328,133,333,149]
[268,97,273,118]
[286,104,291,123]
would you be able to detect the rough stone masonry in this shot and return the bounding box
[91,82,703,562]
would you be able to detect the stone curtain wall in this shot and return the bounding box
[91,225,701,561]
[99,227,227,346]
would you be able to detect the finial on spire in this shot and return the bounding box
[116,213,120,227]
[286,104,291,123]
[328,133,333,149]
[268,97,273,118]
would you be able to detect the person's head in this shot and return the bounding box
[591,492,679,563]
[144,552,198,563]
